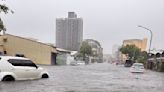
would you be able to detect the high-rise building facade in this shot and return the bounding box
[56,12,83,51]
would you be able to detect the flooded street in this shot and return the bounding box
[0,63,164,92]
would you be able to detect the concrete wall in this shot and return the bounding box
[0,34,57,65]
[56,53,67,65]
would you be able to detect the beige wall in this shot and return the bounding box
[142,38,147,51]
[121,38,148,62]
[0,34,57,65]
[123,38,147,51]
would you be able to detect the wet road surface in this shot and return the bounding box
[0,63,164,92]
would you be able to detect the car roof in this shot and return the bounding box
[133,63,144,65]
[0,56,29,60]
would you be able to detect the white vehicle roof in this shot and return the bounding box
[0,56,29,60]
[133,63,144,66]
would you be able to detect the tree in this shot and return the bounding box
[80,42,92,63]
[0,0,13,32]
[119,45,141,61]
[137,51,148,64]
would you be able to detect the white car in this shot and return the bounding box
[70,61,78,66]
[70,61,85,66]
[77,61,85,65]
[0,56,49,81]
[130,63,145,73]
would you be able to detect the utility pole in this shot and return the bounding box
[138,25,153,54]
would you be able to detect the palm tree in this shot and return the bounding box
[0,1,13,32]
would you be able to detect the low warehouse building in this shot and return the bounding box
[0,34,57,65]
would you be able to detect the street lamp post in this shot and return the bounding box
[138,25,153,54]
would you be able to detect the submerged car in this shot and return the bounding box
[130,63,145,73]
[124,60,133,67]
[70,61,78,66]
[77,61,85,65]
[70,61,85,66]
[0,56,49,81]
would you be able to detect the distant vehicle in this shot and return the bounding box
[77,61,85,65]
[124,60,133,67]
[70,61,78,66]
[70,61,85,66]
[0,56,49,81]
[130,63,145,73]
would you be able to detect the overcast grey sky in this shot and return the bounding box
[2,0,164,54]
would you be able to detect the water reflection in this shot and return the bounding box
[0,63,164,92]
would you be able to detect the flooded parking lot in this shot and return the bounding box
[0,63,164,92]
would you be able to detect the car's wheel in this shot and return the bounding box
[42,74,49,78]
[2,75,15,81]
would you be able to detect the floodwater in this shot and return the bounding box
[0,63,164,92]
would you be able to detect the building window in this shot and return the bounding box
[3,38,7,42]
[0,52,2,55]
[4,51,7,54]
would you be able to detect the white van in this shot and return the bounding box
[0,56,49,81]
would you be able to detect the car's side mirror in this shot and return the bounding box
[32,64,38,69]
[35,65,38,69]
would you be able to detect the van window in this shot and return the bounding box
[8,59,37,67]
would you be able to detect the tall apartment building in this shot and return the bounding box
[56,12,83,51]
